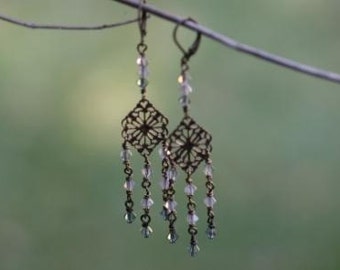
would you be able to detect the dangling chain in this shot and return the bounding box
[140,155,153,237]
[122,141,136,223]
[185,174,200,256]
[204,157,217,239]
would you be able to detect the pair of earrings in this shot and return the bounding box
[120,3,216,257]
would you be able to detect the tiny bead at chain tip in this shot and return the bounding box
[188,244,200,257]
[140,226,153,238]
[124,212,136,224]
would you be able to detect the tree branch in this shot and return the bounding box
[115,0,340,85]
[0,12,138,30]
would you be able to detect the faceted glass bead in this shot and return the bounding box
[137,78,149,88]
[141,198,154,209]
[136,56,148,66]
[138,65,149,78]
[188,244,200,257]
[124,212,136,224]
[140,226,153,238]
[160,208,168,220]
[187,213,199,225]
[166,167,178,181]
[167,232,179,244]
[123,179,135,191]
[142,165,152,179]
[206,227,217,240]
[204,196,217,207]
[165,200,178,212]
[177,75,185,84]
[160,177,170,190]
[179,95,190,107]
[120,149,132,162]
[184,183,197,196]
[204,163,213,177]
[180,81,193,95]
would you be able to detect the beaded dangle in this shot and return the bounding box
[121,2,169,238]
[167,20,217,256]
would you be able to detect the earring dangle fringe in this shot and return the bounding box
[167,20,217,256]
[121,2,169,238]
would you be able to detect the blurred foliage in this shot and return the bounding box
[0,0,340,269]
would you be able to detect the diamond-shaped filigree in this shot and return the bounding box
[167,116,212,174]
[121,98,168,155]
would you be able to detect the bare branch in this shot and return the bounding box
[0,12,138,30]
[115,0,340,84]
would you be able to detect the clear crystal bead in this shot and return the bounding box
[138,65,149,78]
[187,213,199,225]
[204,163,213,177]
[160,208,168,220]
[142,165,152,179]
[166,167,177,181]
[184,183,197,195]
[141,198,154,209]
[140,226,153,238]
[180,81,193,95]
[177,75,185,84]
[188,243,200,257]
[160,177,170,190]
[120,149,132,162]
[179,95,190,107]
[123,179,135,191]
[206,227,216,240]
[136,56,148,66]
[164,200,177,212]
[204,196,217,207]
[124,212,136,224]
[137,78,149,88]
[167,232,179,244]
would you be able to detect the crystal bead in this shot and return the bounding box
[184,183,197,196]
[141,198,154,209]
[160,177,170,190]
[160,208,168,220]
[204,163,213,177]
[136,56,148,66]
[206,227,216,240]
[123,179,135,191]
[138,66,149,78]
[120,149,132,162]
[179,95,190,107]
[137,78,149,88]
[164,200,177,212]
[188,243,200,257]
[204,196,217,207]
[124,212,136,224]
[142,165,152,179]
[180,81,193,95]
[167,232,179,244]
[177,75,185,84]
[140,226,153,238]
[187,213,199,225]
[166,167,177,181]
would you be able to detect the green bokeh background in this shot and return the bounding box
[1,1,340,269]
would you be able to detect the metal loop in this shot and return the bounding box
[173,18,201,63]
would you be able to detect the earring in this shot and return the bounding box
[121,1,169,238]
[166,20,217,256]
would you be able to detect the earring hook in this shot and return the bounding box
[173,18,202,63]
[137,0,148,54]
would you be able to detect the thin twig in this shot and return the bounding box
[115,0,340,84]
[0,12,138,30]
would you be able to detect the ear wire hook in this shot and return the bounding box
[173,18,202,64]
[137,0,148,54]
